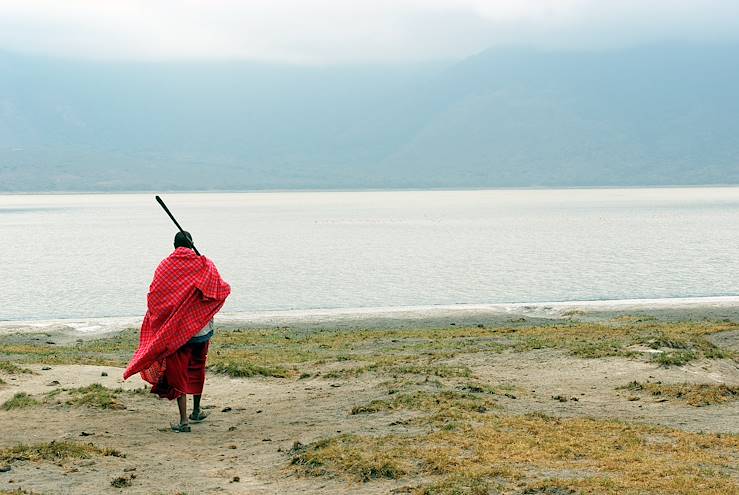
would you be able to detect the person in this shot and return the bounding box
[124,231,231,432]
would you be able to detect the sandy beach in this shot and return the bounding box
[0,302,737,494]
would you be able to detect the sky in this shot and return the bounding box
[1,0,738,64]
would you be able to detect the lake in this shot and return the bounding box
[1,188,738,321]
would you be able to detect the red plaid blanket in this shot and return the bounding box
[123,247,231,383]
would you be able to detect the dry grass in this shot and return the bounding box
[351,390,494,415]
[0,362,34,375]
[291,435,411,481]
[618,381,739,406]
[651,350,698,366]
[292,414,739,494]
[412,475,492,495]
[0,440,123,464]
[207,360,291,378]
[2,384,150,411]
[293,350,739,495]
[0,329,139,367]
[1,392,39,410]
[64,383,127,409]
[0,321,735,377]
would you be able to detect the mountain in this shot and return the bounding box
[1,44,738,191]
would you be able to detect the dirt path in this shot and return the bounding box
[0,365,399,494]
[465,350,739,433]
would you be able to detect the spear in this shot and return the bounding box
[155,195,201,256]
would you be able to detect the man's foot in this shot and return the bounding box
[189,410,208,423]
[170,422,191,433]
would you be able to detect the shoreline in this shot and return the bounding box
[3,295,739,338]
[3,184,739,195]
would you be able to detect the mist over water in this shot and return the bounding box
[2,188,738,321]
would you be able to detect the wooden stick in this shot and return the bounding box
[155,195,201,256]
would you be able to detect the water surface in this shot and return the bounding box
[1,188,737,320]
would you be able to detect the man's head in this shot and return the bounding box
[174,231,194,250]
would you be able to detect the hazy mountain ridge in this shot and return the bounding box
[1,44,737,191]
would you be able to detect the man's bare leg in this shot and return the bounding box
[189,394,208,422]
[177,395,188,425]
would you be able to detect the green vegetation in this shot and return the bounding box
[652,350,697,366]
[2,384,150,411]
[291,435,410,481]
[0,329,139,367]
[207,320,736,380]
[414,475,492,495]
[207,360,291,378]
[1,392,39,410]
[386,364,472,378]
[0,321,734,377]
[351,390,493,415]
[0,362,34,374]
[205,318,737,380]
[459,381,517,396]
[0,441,123,464]
[65,383,126,409]
[618,381,739,406]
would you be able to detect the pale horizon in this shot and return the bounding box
[1,1,739,64]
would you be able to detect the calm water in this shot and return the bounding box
[1,188,738,321]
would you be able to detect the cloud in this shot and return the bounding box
[0,0,738,63]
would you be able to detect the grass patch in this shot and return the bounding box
[652,350,697,366]
[292,415,739,493]
[618,381,739,406]
[459,381,517,396]
[0,328,139,367]
[511,321,737,364]
[2,385,150,411]
[388,364,472,378]
[351,390,492,415]
[319,361,470,380]
[0,440,123,464]
[321,366,371,379]
[1,321,734,377]
[0,362,34,375]
[1,392,39,410]
[65,383,126,409]
[111,476,133,488]
[413,475,492,495]
[208,360,291,378]
[291,435,410,481]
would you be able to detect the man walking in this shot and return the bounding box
[124,231,231,432]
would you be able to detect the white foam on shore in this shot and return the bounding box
[0,316,143,337]
[219,295,739,325]
[2,295,738,336]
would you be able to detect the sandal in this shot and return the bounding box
[170,422,191,433]
[189,410,209,423]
